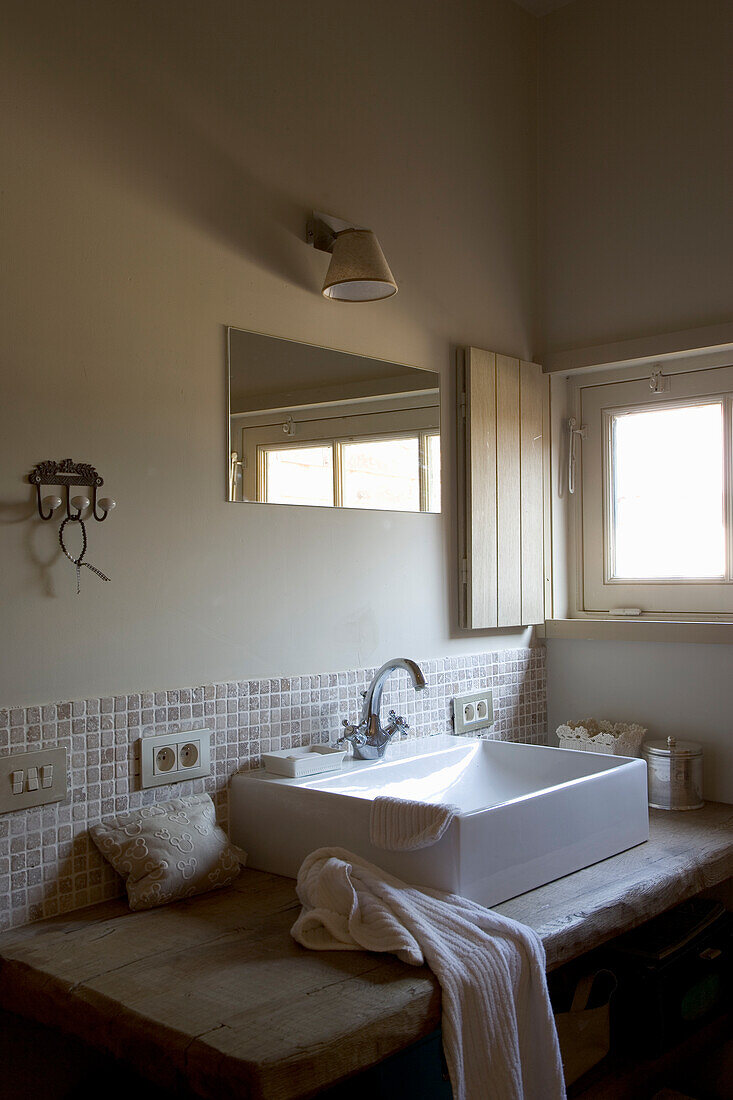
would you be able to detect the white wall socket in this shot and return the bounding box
[453,690,494,735]
[0,747,68,814]
[140,729,212,789]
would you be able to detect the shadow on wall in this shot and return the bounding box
[5,1,313,292]
[0,494,69,596]
[4,0,537,342]
[0,500,61,598]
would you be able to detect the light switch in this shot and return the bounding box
[0,748,67,814]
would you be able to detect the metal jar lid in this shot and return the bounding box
[643,735,702,758]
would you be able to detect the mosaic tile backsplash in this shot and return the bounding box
[0,647,546,930]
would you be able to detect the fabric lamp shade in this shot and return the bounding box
[322,229,398,301]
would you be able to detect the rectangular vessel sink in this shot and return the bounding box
[230,734,649,906]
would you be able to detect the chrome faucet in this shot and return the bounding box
[339,657,427,760]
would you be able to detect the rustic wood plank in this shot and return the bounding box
[499,802,733,969]
[496,354,521,627]
[464,348,498,628]
[519,360,546,625]
[0,870,440,1100]
[0,805,730,1099]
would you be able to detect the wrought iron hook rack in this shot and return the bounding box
[28,459,115,521]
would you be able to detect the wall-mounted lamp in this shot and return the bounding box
[307,212,397,302]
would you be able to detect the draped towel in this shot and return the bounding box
[291,847,566,1100]
[370,795,458,850]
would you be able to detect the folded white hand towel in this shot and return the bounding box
[370,795,459,850]
[291,847,566,1100]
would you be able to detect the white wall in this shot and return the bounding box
[547,638,733,804]
[0,0,538,708]
[539,0,733,356]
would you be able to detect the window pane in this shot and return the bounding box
[263,445,333,506]
[341,437,420,511]
[611,402,725,579]
[426,432,441,513]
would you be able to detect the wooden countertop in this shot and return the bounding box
[0,803,731,1100]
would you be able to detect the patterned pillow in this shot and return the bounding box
[90,793,243,911]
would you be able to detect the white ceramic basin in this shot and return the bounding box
[230,735,649,906]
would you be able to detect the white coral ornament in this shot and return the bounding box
[556,719,647,757]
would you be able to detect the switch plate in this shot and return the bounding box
[140,729,212,789]
[452,690,494,736]
[0,748,68,813]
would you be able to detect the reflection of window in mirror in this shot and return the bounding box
[257,431,440,512]
[262,445,334,507]
[228,329,440,513]
[341,436,420,511]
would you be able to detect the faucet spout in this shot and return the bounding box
[362,658,426,725]
[339,657,427,761]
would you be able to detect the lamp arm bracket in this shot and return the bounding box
[307,210,367,253]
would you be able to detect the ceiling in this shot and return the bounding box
[513,0,577,15]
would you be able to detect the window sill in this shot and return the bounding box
[539,618,733,645]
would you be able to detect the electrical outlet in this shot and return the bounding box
[0,747,68,813]
[140,729,211,789]
[453,690,494,735]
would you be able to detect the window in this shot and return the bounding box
[258,430,440,512]
[609,402,725,581]
[577,363,733,615]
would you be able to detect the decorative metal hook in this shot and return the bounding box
[91,483,112,521]
[65,484,82,520]
[28,459,114,522]
[35,488,57,520]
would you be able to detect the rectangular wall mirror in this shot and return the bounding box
[227,328,441,512]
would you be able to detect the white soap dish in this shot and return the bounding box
[262,745,347,778]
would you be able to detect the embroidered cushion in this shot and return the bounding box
[90,793,242,911]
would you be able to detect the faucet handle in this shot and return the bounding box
[388,710,409,733]
[339,719,366,747]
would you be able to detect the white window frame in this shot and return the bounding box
[575,361,733,617]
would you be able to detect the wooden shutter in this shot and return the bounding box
[458,348,548,628]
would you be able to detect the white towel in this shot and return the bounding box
[291,847,566,1100]
[370,795,459,850]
